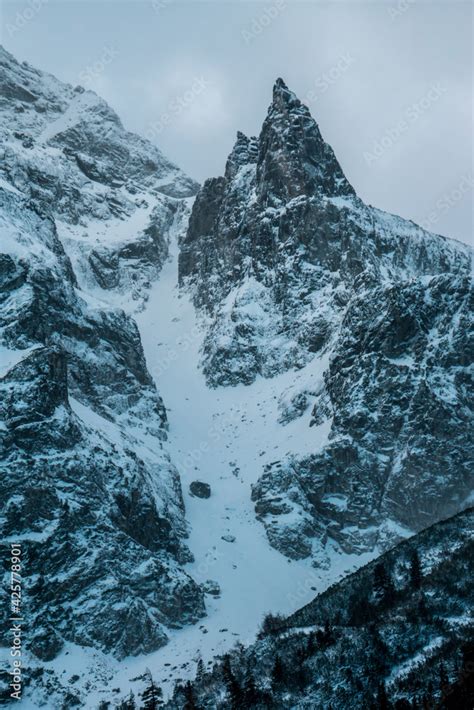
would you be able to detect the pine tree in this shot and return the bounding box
[366,625,390,680]
[409,550,422,590]
[376,681,390,709]
[258,612,285,638]
[140,671,163,709]
[316,619,335,648]
[349,590,373,625]
[444,641,474,709]
[438,662,449,694]
[306,630,317,656]
[182,680,199,710]
[242,670,259,708]
[417,592,429,619]
[293,662,308,691]
[394,699,412,709]
[222,654,241,708]
[118,691,137,710]
[195,657,204,683]
[323,619,334,644]
[271,654,285,687]
[373,562,396,606]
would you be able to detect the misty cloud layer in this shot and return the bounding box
[2,0,471,244]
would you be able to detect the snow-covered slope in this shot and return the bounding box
[1,50,371,708]
[0,46,196,201]
[0,184,206,671]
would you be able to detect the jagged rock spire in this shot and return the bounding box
[225,131,258,180]
[220,78,354,202]
[256,78,355,203]
[271,77,305,112]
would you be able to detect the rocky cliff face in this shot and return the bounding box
[0,46,204,662]
[252,273,473,562]
[179,78,473,563]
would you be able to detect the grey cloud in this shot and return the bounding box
[2,0,471,244]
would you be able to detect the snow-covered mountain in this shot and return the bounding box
[180,77,473,565]
[0,45,197,305]
[0,47,472,709]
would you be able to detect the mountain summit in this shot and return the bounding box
[258,77,355,201]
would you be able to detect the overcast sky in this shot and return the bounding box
[1,0,472,244]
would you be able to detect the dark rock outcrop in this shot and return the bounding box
[201,579,221,597]
[189,481,212,498]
